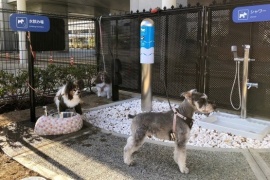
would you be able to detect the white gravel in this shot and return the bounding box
[85,99,270,149]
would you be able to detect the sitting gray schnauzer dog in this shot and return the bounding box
[124,89,215,174]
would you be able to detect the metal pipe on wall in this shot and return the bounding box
[241,45,250,119]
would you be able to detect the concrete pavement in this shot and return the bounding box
[2,126,270,180]
[1,97,270,180]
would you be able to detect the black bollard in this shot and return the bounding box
[111,58,122,101]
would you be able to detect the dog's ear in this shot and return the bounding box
[94,73,102,84]
[104,73,111,84]
[65,81,73,93]
[65,81,74,99]
[77,79,85,90]
[181,89,196,99]
[202,93,207,99]
[181,91,191,99]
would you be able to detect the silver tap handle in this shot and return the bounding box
[243,44,250,49]
[231,45,237,52]
[231,45,238,59]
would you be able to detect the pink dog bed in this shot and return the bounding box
[34,114,83,135]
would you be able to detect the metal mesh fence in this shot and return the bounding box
[0,9,97,112]
[206,3,270,117]
[98,17,141,92]
[2,1,270,117]
[99,8,203,99]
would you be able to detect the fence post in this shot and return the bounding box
[27,34,36,122]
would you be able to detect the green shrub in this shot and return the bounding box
[0,64,97,106]
[0,69,28,99]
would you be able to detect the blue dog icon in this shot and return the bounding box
[16,17,28,28]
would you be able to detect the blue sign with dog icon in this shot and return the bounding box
[233,4,270,23]
[10,13,50,32]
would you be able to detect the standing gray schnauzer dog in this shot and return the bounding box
[123,89,215,174]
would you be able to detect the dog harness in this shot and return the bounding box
[100,84,106,92]
[170,108,194,141]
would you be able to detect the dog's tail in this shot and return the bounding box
[128,114,136,119]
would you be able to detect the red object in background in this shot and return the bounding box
[5,53,10,60]
[49,55,53,64]
[70,56,74,65]
[151,7,160,13]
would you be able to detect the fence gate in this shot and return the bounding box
[98,7,204,98]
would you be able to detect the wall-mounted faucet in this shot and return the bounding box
[247,82,258,89]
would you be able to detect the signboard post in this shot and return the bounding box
[10,14,50,122]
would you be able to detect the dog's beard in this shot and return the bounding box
[194,101,215,113]
[55,85,81,111]
[62,93,81,108]
[70,91,81,99]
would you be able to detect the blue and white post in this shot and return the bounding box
[140,18,154,111]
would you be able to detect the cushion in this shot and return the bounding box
[34,114,83,135]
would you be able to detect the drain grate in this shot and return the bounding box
[199,112,270,140]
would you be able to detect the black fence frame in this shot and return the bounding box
[2,1,270,118]
[96,1,270,118]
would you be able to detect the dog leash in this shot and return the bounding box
[162,80,173,110]
[98,16,106,72]
[26,81,56,98]
[26,81,78,99]
[162,81,180,139]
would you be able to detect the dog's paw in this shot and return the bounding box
[124,160,135,166]
[128,161,136,166]
[124,159,132,166]
[124,156,135,166]
[180,167,189,174]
